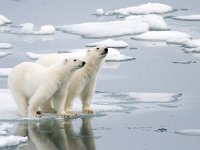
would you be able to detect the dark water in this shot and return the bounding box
[1,0,200,149]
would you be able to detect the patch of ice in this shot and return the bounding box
[86,39,128,48]
[93,92,182,104]
[175,129,200,136]
[96,9,104,16]
[27,48,134,62]
[0,68,11,77]
[0,89,182,119]
[56,20,149,38]
[107,3,173,16]
[0,43,13,49]
[0,51,11,58]
[13,23,55,35]
[0,135,27,148]
[185,39,200,48]
[125,14,169,30]
[171,15,200,21]
[132,31,191,44]
[0,15,12,25]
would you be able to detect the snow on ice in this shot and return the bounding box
[56,20,149,38]
[86,39,128,48]
[125,14,169,30]
[106,3,174,16]
[131,31,191,44]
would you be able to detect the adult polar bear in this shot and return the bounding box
[8,59,85,117]
[37,46,108,116]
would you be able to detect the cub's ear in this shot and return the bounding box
[87,49,90,54]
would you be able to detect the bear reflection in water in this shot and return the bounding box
[14,118,96,150]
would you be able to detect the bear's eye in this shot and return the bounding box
[74,59,77,62]
[96,47,99,50]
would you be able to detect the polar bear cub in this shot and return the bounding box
[36,46,108,116]
[8,58,85,117]
[65,46,108,116]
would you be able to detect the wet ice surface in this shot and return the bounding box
[57,20,149,38]
[1,0,200,149]
[86,39,128,48]
[175,129,200,136]
[125,14,169,30]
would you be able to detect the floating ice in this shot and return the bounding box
[0,15,12,25]
[0,43,13,49]
[107,3,173,16]
[86,39,128,48]
[0,68,11,77]
[132,31,191,44]
[56,20,149,38]
[27,48,134,62]
[0,89,182,119]
[96,9,104,15]
[175,129,200,136]
[0,51,11,58]
[172,61,196,64]
[185,39,200,48]
[125,14,169,30]
[13,23,55,35]
[171,15,200,21]
[0,123,13,135]
[0,135,28,148]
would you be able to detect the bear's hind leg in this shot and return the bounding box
[11,91,28,116]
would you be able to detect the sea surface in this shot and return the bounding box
[0,0,200,149]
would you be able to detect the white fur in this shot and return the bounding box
[36,46,107,115]
[8,59,85,117]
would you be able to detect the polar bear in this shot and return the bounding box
[36,46,108,116]
[8,58,85,117]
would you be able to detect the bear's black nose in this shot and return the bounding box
[104,48,108,53]
[82,62,86,66]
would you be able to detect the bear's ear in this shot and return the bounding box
[87,49,90,54]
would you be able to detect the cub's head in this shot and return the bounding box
[63,58,85,71]
[87,46,108,59]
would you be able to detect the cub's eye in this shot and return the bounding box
[96,47,99,50]
[74,59,77,61]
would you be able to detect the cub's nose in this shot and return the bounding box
[104,48,108,53]
[82,62,86,66]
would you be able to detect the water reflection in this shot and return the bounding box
[15,118,96,150]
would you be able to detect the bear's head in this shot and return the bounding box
[87,46,108,59]
[63,58,86,71]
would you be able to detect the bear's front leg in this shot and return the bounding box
[80,86,95,114]
[28,87,49,118]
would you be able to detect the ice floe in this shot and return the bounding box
[0,89,182,119]
[0,15,12,26]
[0,122,27,148]
[185,39,200,48]
[131,31,191,44]
[107,3,174,16]
[0,51,11,58]
[56,20,149,38]
[0,68,11,77]
[26,48,134,62]
[86,39,128,48]
[125,14,169,30]
[96,9,104,16]
[171,15,200,21]
[0,43,13,49]
[0,135,28,148]
[175,129,200,136]
[94,92,182,104]
[11,23,55,35]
